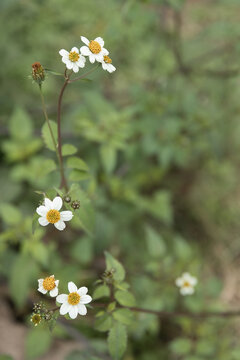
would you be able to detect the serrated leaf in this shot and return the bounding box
[95,313,113,332]
[115,290,136,307]
[93,284,110,300]
[25,328,52,359]
[145,225,166,257]
[113,308,133,325]
[62,144,78,156]
[104,252,125,282]
[108,322,127,360]
[41,120,57,151]
[67,156,89,171]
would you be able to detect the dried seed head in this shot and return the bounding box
[71,200,80,210]
[32,62,45,85]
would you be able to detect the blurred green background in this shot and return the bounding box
[1,0,240,359]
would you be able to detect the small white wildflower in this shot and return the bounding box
[101,55,116,73]
[36,196,73,231]
[80,36,109,64]
[56,281,92,319]
[176,272,197,296]
[38,275,59,297]
[59,47,86,73]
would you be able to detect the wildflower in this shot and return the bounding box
[32,62,45,85]
[176,272,198,296]
[30,313,42,326]
[38,275,59,297]
[80,36,109,64]
[56,281,92,319]
[59,47,86,73]
[36,196,73,231]
[101,55,116,73]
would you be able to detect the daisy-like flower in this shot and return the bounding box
[59,47,86,73]
[38,275,59,297]
[56,281,92,319]
[176,272,198,296]
[101,55,116,73]
[80,36,109,64]
[36,196,73,231]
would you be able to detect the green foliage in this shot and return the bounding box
[41,120,58,151]
[25,327,52,359]
[108,322,127,360]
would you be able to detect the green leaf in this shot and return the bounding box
[104,251,125,282]
[69,170,91,181]
[41,120,57,151]
[108,322,127,360]
[115,290,136,307]
[25,328,52,359]
[93,284,110,300]
[170,338,192,355]
[9,107,33,140]
[113,308,133,325]
[145,225,166,257]
[9,254,38,308]
[0,203,22,225]
[70,237,93,265]
[67,156,89,171]
[95,313,113,332]
[62,144,78,156]
[100,144,117,174]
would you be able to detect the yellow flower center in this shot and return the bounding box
[31,314,41,326]
[46,209,60,224]
[69,51,80,62]
[104,55,112,64]
[89,40,101,54]
[183,281,190,288]
[43,276,56,291]
[68,292,80,305]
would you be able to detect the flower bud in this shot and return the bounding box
[32,62,45,85]
[64,195,71,203]
[71,200,80,210]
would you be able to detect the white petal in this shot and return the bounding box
[176,278,184,287]
[81,36,90,45]
[69,305,78,319]
[77,286,88,296]
[102,48,109,55]
[56,294,68,303]
[52,196,63,210]
[89,54,96,63]
[94,37,104,47]
[80,295,92,304]
[54,220,66,231]
[60,211,73,222]
[78,304,87,315]
[44,198,53,210]
[36,205,47,216]
[190,277,198,286]
[59,49,69,57]
[66,61,74,70]
[71,47,79,53]
[38,217,49,226]
[80,46,91,56]
[55,280,59,287]
[77,57,86,68]
[62,56,70,64]
[95,53,104,63]
[68,281,78,293]
[60,302,70,315]
[38,287,47,294]
[50,287,58,297]
[102,62,107,70]
[108,64,116,73]
[72,63,79,73]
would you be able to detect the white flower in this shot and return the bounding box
[59,47,86,73]
[176,272,198,296]
[101,55,116,73]
[38,275,59,297]
[80,36,109,64]
[56,281,92,319]
[36,196,73,231]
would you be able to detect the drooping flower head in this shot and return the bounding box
[80,36,109,64]
[59,47,86,73]
[56,281,92,319]
[36,196,73,231]
[176,272,198,296]
[32,62,45,85]
[101,55,116,73]
[38,275,59,297]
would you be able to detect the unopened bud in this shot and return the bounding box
[71,200,80,210]
[32,62,45,85]
[64,195,71,203]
